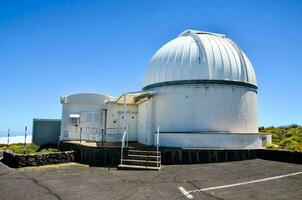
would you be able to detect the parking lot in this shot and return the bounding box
[0,159,302,200]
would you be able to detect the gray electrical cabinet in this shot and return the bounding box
[32,119,61,146]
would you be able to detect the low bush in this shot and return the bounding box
[266,143,279,149]
[261,125,302,151]
[9,143,40,154]
[0,143,58,154]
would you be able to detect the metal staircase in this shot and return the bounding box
[118,146,161,170]
[118,126,161,170]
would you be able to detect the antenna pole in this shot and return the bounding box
[7,128,10,146]
[24,126,27,154]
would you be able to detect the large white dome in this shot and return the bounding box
[143,29,257,90]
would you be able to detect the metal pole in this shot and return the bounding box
[24,126,27,145]
[7,128,10,146]
[157,126,160,168]
[103,109,107,144]
[121,134,124,165]
[123,93,126,127]
[80,127,82,143]
[157,126,159,151]
[123,93,128,147]
[101,128,104,146]
[24,126,27,154]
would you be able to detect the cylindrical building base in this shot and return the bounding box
[155,132,271,149]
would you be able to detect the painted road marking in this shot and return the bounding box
[179,171,302,199]
[178,187,193,199]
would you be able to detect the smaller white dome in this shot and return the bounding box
[143,29,257,89]
[60,93,114,104]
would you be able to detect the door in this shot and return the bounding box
[138,102,147,144]
[118,112,138,141]
[138,100,154,145]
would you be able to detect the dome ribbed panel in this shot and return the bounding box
[209,36,224,80]
[243,52,257,85]
[189,40,200,79]
[216,37,232,80]
[221,38,239,81]
[143,31,257,88]
[180,38,191,80]
[200,35,213,79]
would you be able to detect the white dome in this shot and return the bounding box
[143,29,257,89]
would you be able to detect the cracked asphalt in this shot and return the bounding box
[0,159,302,200]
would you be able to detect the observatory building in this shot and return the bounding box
[60,29,271,149]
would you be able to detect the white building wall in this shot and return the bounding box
[59,85,262,148]
[60,93,112,140]
[137,84,261,148]
[151,84,258,134]
[156,133,271,149]
[60,104,105,139]
[105,102,138,142]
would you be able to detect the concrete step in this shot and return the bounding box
[119,146,161,170]
[127,146,157,151]
[125,149,160,156]
[118,164,160,171]
[121,159,161,167]
[125,154,161,161]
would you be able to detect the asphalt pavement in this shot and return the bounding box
[0,159,302,200]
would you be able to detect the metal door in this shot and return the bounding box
[118,112,138,142]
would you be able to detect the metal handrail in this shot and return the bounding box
[156,126,160,168]
[64,126,126,142]
[120,126,128,165]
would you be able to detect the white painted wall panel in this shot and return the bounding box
[60,93,112,140]
[156,133,271,149]
[150,85,257,133]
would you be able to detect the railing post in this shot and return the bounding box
[123,93,127,147]
[80,127,82,143]
[24,126,27,154]
[7,128,10,146]
[157,126,160,168]
[120,137,124,165]
[120,126,128,165]
[101,128,104,146]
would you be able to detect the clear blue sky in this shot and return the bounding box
[0,0,301,133]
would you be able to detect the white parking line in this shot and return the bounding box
[178,187,193,199]
[179,171,302,199]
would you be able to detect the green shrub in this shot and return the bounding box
[266,143,279,149]
[39,148,58,153]
[3,143,58,154]
[262,125,302,151]
[9,143,40,154]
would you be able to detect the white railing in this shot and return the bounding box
[64,126,125,143]
[66,127,102,142]
[120,126,128,165]
[156,126,160,168]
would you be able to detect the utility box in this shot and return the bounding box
[32,119,61,146]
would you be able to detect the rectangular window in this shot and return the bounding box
[262,136,267,147]
[69,113,80,126]
[70,118,78,125]
[80,111,102,125]
[93,112,100,123]
[87,113,93,123]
